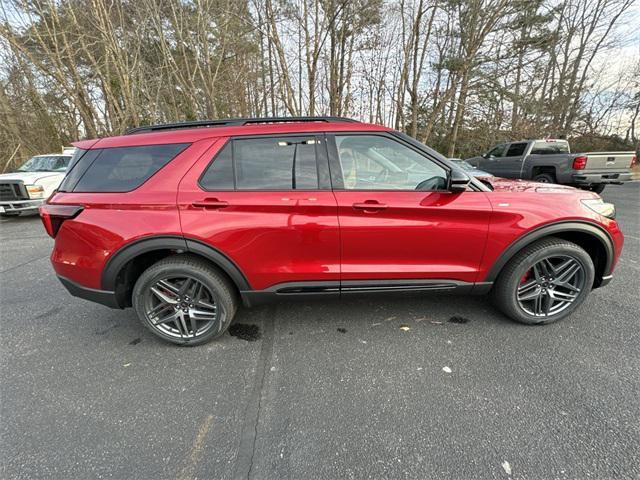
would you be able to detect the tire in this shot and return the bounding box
[132,254,238,346]
[590,184,606,194]
[532,172,556,184]
[491,237,594,325]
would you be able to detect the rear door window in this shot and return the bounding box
[506,142,527,157]
[61,143,189,192]
[200,136,320,190]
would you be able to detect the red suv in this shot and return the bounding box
[40,117,623,345]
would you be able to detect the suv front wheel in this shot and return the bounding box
[132,255,237,345]
[492,238,595,324]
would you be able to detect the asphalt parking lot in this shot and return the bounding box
[1,183,639,480]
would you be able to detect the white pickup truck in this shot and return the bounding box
[0,153,73,216]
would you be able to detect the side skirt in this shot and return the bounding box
[240,279,492,307]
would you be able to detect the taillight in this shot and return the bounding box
[572,156,588,170]
[631,155,638,168]
[39,204,83,238]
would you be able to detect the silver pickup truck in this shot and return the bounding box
[466,139,635,193]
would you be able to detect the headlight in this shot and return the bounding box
[25,185,45,199]
[581,198,615,219]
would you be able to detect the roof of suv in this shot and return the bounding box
[73,117,391,150]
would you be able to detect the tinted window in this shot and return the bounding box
[506,143,527,157]
[58,149,97,192]
[235,137,318,190]
[200,137,320,191]
[200,142,234,190]
[335,135,447,190]
[69,143,189,192]
[531,141,569,155]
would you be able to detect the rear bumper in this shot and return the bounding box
[57,275,120,309]
[0,199,43,213]
[572,172,632,185]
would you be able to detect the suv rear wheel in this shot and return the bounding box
[132,254,237,345]
[492,238,594,324]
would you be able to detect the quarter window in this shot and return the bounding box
[199,142,234,190]
[61,143,189,192]
[335,135,447,190]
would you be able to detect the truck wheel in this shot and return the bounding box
[491,237,594,325]
[590,184,605,194]
[533,173,555,184]
[132,254,238,346]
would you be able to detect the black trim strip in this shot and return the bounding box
[340,279,462,292]
[240,279,480,306]
[341,284,455,292]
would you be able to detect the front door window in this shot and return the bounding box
[334,135,447,191]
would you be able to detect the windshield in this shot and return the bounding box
[17,155,71,172]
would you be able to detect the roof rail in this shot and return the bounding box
[125,116,359,135]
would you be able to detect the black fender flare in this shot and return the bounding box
[484,221,614,283]
[101,235,251,292]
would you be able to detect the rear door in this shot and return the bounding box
[329,133,491,287]
[497,142,529,178]
[177,135,340,292]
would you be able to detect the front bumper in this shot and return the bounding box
[0,199,43,214]
[58,275,120,309]
[572,172,632,185]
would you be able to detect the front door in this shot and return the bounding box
[476,143,505,175]
[328,133,491,286]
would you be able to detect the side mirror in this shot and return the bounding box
[449,169,470,193]
[481,153,488,159]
